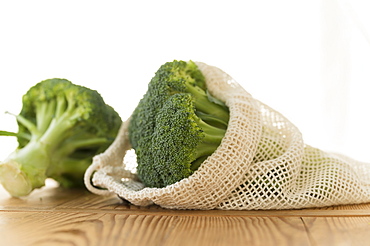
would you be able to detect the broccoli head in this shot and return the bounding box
[129,60,229,188]
[0,78,122,197]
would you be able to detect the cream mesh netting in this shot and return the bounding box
[84,62,370,210]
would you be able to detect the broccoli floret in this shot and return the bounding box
[129,60,229,188]
[0,78,122,197]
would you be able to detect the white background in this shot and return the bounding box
[0,0,369,162]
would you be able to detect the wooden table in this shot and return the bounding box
[1,180,370,246]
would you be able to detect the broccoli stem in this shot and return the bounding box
[190,117,226,171]
[184,82,229,127]
[195,112,228,130]
[56,137,110,158]
[8,112,41,139]
[197,118,226,145]
[190,156,208,171]
[0,97,83,196]
[38,95,83,153]
[0,140,49,196]
[46,157,93,188]
[40,116,74,152]
[36,100,56,133]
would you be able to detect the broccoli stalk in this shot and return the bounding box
[183,81,229,128]
[188,101,227,172]
[0,79,122,197]
[192,116,226,160]
[129,60,229,188]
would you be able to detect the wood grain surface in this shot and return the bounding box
[1,180,370,246]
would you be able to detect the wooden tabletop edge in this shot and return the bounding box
[1,206,370,217]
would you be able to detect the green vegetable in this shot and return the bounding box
[0,79,122,197]
[128,60,229,188]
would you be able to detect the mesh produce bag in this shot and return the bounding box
[84,62,370,210]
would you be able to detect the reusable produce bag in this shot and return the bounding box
[84,62,370,210]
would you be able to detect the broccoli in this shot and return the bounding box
[128,60,229,188]
[0,78,122,197]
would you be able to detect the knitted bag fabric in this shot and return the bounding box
[84,62,370,210]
